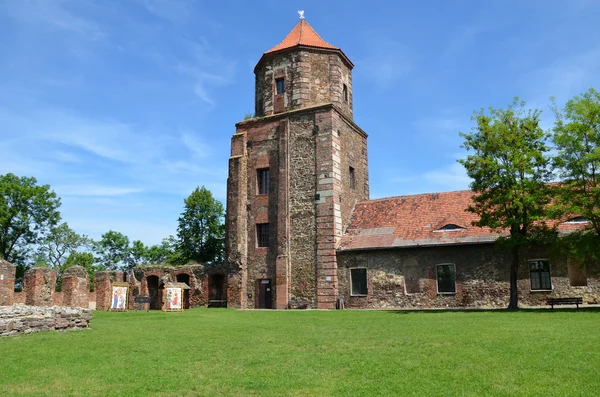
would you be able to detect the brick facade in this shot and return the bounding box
[0,261,16,306]
[61,266,90,308]
[226,20,369,309]
[23,267,56,307]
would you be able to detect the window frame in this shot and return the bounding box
[436,263,457,295]
[256,223,269,248]
[350,267,368,296]
[349,166,356,189]
[529,259,553,291]
[275,78,285,95]
[256,168,269,195]
[343,84,348,103]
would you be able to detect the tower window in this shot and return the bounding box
[275,78,285,95]
[257,168,269,195]
[256,223,270,248]
[343,84,348,103]
[349,166,355,189]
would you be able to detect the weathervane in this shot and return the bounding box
[298,10,305,20]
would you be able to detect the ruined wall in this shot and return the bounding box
[0,306,91,337]
[23,268,56,307]
[255,49,353,118]
[337,244,600,309]
[0,261,15,306]
[95,271,125,310]
[62,266,90,308]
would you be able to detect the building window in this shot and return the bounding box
[275,78,285,95]
[343,84,348,103]
[349,166,355,189]
[256,223,269,248]
[436,264,456,294]
[350,268,367,295]
[257,168,269,195]
[530,260,552,290]
[433,224,466,232]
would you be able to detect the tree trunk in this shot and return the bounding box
[508,244,519,310]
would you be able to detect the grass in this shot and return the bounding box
[1,308,599,396]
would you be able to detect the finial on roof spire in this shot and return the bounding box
[298,10,305,20]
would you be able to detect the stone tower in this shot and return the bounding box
[226,18,369,309]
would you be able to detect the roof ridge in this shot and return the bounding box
[356,189,474,205]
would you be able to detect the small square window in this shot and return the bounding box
[257,168,269,195]
[350,268,367,295]
[530,260,552,290]
[256,223,269,248]
[349,166,355,189]
[275,78,285,95]
[436,264,456,294]
[343,84,348,103]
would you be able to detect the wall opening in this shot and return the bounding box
[176,273,191,309]
[208,274,227,308]
[147,275,160,310]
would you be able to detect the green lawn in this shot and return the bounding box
[1,308,599,396]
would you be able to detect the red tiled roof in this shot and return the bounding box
[338,190,586,251]
[265,20,339,54]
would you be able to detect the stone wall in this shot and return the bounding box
[0,261,16,306]
[337,244,600,309]
[95,271,125,310]
[62,266,90,308]
[0,305,92,337]
[24,267,56,306]
[254,49,353,118]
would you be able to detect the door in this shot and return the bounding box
[258,279,272,309]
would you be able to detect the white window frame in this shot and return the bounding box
[436,263,456,295]
[349,267,368,296]
[529,259,553,291]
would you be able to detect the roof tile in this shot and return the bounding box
[265,20,339,54]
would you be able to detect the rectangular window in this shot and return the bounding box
[530,260,552,290]
[256,223,269,248]
[349,166,355,189]
[275,78,285,95]
[343,84,348,103]
[350,268,367,295]
[257,168,269,195]
[436,264,456,294]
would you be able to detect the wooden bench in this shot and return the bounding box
[547,297,583,309]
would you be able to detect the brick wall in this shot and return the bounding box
[24,267,56,307]
[62,266,90,308]
[0,261,15,306]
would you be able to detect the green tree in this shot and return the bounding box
[40,222,89,269]
[94,230,131,270]
[145,236,179,265]
[0,173,61,264]
[176,186,224,265]
[459,99,552,309]
[552,88,600,240]
[63,251,97,291]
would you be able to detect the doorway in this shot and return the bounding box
[146,276,160,310]
[208,274,226,308]
[176,274,191,309]
[258,279,272,309]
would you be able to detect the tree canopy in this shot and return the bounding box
[0,173,61,264]
[176,186,225,265]
[459,99,552,309]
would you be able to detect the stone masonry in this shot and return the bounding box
[0,305,92,337]
[0,260,16,306]
[61,266,90,308]
[24,267,56,307]
[226,20,369,309]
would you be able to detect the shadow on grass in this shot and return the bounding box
[383,306,600,315]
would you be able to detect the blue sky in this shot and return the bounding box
[1,0,599,246]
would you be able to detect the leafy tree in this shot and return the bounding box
[459,99,552,309]
[552,88,600,249]
[40,222,89,269]
[94,230,131,270]
[0,173,61,264]
[145,236,179,265]
[176,186,224,265]
[63,251,97,291]
[131,240,148,265]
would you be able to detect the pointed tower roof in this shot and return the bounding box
[265,20,338,54]
[256,19,353,70]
